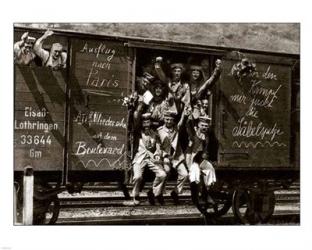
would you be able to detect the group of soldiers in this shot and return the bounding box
[126,56,222,207]
[14,30,67,70]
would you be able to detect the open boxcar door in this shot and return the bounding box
[216,51,295,168]
[67,37,134,180]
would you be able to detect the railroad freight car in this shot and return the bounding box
[13,25,300,225]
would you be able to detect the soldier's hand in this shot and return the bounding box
[21,32,29,41]
[202,152,208,160]
[164,157,170,165]
[44,29,54,37]
[154,154,161,161]
[215,59,222,68]
[155,57,163,63]
[184,105,192,116]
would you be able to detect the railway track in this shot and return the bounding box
[51,182,299,225]
[56,211,299,225]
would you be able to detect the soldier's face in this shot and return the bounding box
[198,121,209,133]
[202,100,209,111]
[201,59,209,71]
[52,49,61,60]
[191,70,200,81]
[172,68,182,81]
[164,117,175,128]
[154,85,163,97]
[142,120,151,130]
[23,45,32,55]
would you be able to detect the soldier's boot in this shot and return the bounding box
[156,194,165,206]
[170,190,179,205]
[147,189,155,206]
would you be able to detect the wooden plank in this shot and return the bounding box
[14,110,65,122]
[15,102,65,113]
[69,89,127,106]
[15,65,66,91]
[15,148,63,171]
[15,91,66,105]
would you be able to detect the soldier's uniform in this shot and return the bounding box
[186,116,216,187]
[186,116,216,206]
[157,111,188,201]
[131,113,167,205]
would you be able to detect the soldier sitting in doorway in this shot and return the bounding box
[126,113,168,206]
[186,115,216,207]
[157,110,189,205]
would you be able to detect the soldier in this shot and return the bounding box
[154,57,190,114]
[34,29,67,70]
[148,80,177,128]
[133,72,156,128]
[189,65,204,100]
[14,32,36,65]
[128,113,168,206]
[186,115,216,207]
[157,110,188,204]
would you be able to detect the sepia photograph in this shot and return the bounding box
[13,23,300,226]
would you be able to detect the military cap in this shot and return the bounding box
[164,110,177,119]
[170,63,185,71]
[142,112,152,120]
[189,65,203,71]
[198,115,211,124]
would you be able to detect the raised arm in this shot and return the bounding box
[14,32,29,55]
[196,59,222,100]
[177,105,192,131]
[33,29,53,62]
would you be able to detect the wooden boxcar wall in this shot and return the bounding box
[14,29,132,172]
[14,30,68,171]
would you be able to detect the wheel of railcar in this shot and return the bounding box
[232,189,258,224]
[256,190,276,223]
[33,195,60,225]
[198,185,233,218]
[45,196,61,225]
[211,190,233,216]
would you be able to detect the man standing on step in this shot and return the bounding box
[157,110,188,205]
[129,113,168,206]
